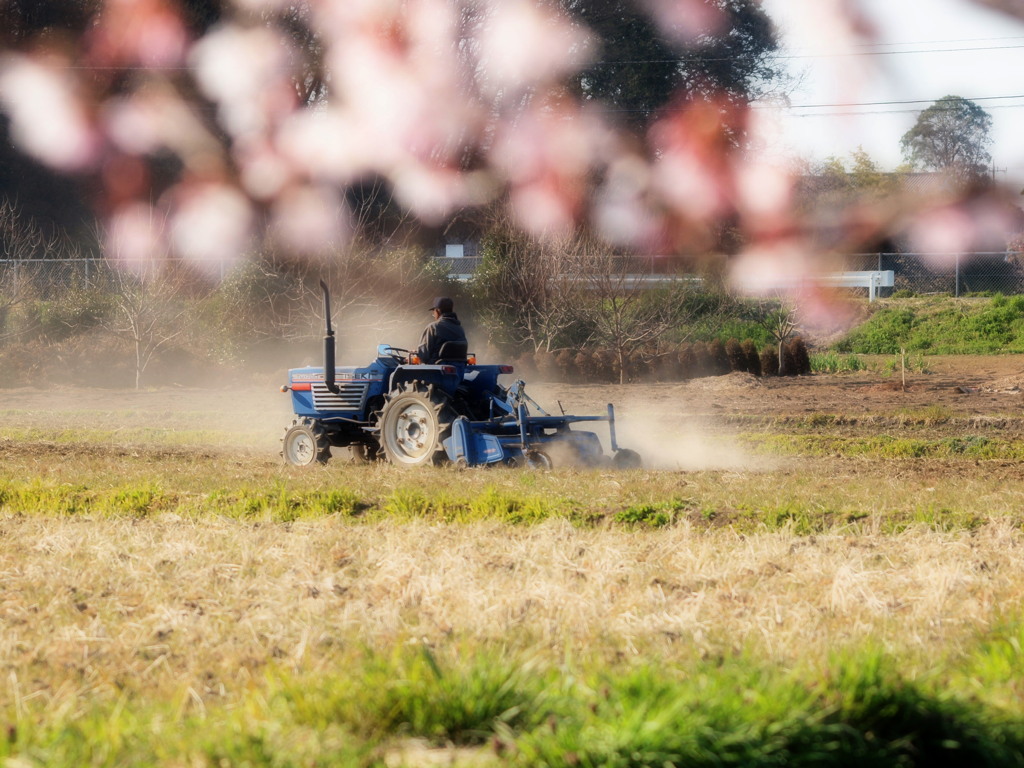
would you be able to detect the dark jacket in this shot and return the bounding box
[417,313,467,364]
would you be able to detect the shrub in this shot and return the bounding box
[554,349,575,381]
[591,349,616,383]
[760,344,779,376]
[778,339,795,376]
[626,349,650,382]
[532,350,558,380]
[741,339,762,376]
[0,342,41,386]
[21,289,111,343]
[725,338,746,372]
[788,336,812,375]
[678,343,696,379]
[689,341,710,377]
[573,351,594,379]
[707,338,730,375]
[657,347,682,381]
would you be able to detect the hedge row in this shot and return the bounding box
[522,337,812,384]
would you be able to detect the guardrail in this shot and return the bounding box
[819,271,895,302]
[433,253,1022,298]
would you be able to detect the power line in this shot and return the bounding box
[776,34,1024,55]
[781,93,1024,110]
[780,43,1024,59]
[592,43,1024,66]
[786,103,1019,118]
[844,34,1024,48]
[598,92,1024,116]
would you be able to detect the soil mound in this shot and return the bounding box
[985,374,1024,393]
[685,372,762,391]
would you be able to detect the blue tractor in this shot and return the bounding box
[280,283,641,469]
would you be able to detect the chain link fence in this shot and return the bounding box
[3,253,1024,298]
[0,258,234,298]
[842,252,1024,297]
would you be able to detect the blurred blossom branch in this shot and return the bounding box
[0,0,1020,321]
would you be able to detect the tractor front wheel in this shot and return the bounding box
[378,382,454,467]
[281,418,331,466]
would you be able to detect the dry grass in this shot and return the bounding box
[4,515,1023,715]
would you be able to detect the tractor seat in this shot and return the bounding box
[437,340,469,363]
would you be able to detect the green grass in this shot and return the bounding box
[6,642,1024,767]
[720,409,1024,432]
[614,499,691,527]
[276,646,558,745]
[835,295,1024,354]
[0,479,365,520]
[743,432,1024,460]
[809,351,868,373]
[2,475,1012,536]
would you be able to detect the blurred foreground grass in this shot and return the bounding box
[8,643,1024,767]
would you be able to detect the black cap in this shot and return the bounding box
[430,297,454,313]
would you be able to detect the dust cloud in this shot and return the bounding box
[525,380,772,472]
[611,406,766,472]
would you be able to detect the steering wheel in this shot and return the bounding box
[385,346,410,363]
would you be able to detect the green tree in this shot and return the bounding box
[809,148,908,214]
[849,147,888,191]
[558,0,782,131]
[900,95,993,183]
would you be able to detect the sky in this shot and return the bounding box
[760,0,1024,187]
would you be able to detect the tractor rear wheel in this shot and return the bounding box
[281,418,331,466]
[378,382,455,467]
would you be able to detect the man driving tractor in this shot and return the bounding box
[416,296,467,364]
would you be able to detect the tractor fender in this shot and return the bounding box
[389,364,462,397]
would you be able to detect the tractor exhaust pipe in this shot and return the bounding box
[320,280,340,394]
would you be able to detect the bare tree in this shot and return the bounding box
[573,250,689,384]
[755,297,798,375]
[471,212,586,354]
[311,242,449,340]
[101,265,191,389]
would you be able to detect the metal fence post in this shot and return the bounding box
[955,253,960,297]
